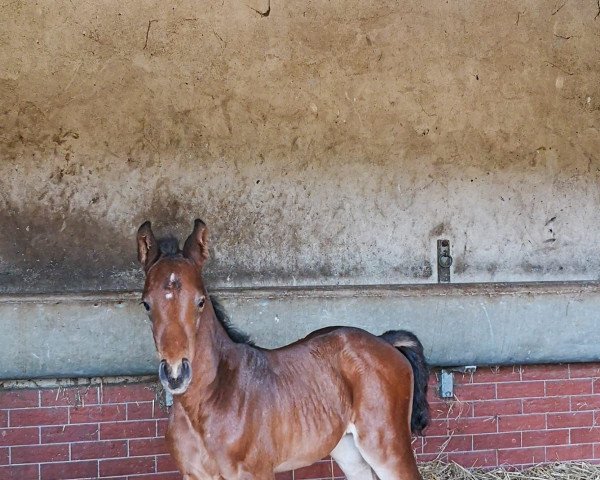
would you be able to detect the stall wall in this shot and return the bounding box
[1,1,599,294]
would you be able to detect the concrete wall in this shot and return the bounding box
[1,1,599,295]
[3,282,600,380]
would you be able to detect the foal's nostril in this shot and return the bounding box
[181,358,191,377]
[158,360,169,384]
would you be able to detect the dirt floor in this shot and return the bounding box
[420,461,600,479]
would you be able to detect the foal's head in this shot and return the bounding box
[136,219,209,395]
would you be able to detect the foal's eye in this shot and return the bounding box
[197,297,206,309]
[141,301,151,312]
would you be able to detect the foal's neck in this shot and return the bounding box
[179,296,239,411]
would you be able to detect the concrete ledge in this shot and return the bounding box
[2,282,599,380]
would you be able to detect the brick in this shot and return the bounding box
[41,387,98,407]
[42,423,98,443]
[127,402,157,420]
[0,447,8,465]
[422,434,472,454]
[594,378,600,394]
[0,390,39,409]
[99,456,155,476]
[156,408,170,420]
[522,396,570,414]
[10,407,68,427]
[546,379,592,396]
[447,416,497,435]
[157,418,169,436]
[429,400,472,420]
[451,372,477,386]
[454,383,496,401]
[447,449,496,468]
[100,384,157,404]
[0,410,7,428]
[547,443,594,462]
[496,381,544,399]
[129,437,169,456]
[129,474,182,480]
[497,414,545,432]
[547,411,593,429]
[157,454,179,472]
[522,429,569,447]
[100,420,156,440]
[522,364,569,380]
[0,427,40,446]
[429,403,455,420]
[417,452,449,463]
[473,399,522,417]
[423,419,448,436]
[571,395,600,411]
[411,436,423,455]
[0,464,39,480]
[275,472,294,480]
[332,462,344,477]
[473,432,521,450]
[570,427,600,444]
[294,460,332,479]
[569,363,600,378]
[498,446,545,465]
[71,440,128,460]
[12,444,69,464]
[69,404,126,423]
[469,366,522,383]
[41,460,98,480]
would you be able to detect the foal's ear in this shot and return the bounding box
[183,219,209,268]
[137,221,160,272]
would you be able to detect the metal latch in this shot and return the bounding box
[439,366,477,398]
[439,369,454,398]
[437,239,452,283]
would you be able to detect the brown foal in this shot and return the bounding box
[137,219,429,480]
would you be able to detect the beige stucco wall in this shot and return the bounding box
[0,0,599,293]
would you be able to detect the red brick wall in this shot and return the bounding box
[1,363,599,479]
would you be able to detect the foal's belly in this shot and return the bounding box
[272,420,348,473]
[274,458,319,473]
[274,445,338,474]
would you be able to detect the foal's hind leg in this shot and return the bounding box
[350,375,422,478]
[350,421,421,480]
[330,434,378,480]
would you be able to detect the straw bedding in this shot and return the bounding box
[419,461,600,479]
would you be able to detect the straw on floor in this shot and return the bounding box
[419,461,600,479]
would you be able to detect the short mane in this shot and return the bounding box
[158,236,181,257]
[210,295,255,346]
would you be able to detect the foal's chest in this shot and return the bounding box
[167,402,221,479]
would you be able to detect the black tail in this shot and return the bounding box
[379,330,430,435]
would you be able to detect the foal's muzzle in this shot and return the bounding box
[159,358,192,395]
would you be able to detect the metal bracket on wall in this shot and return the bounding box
[164,389,173,407]
[437,239,452,283]
[439,369,454,398]
[439,366,477,398]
